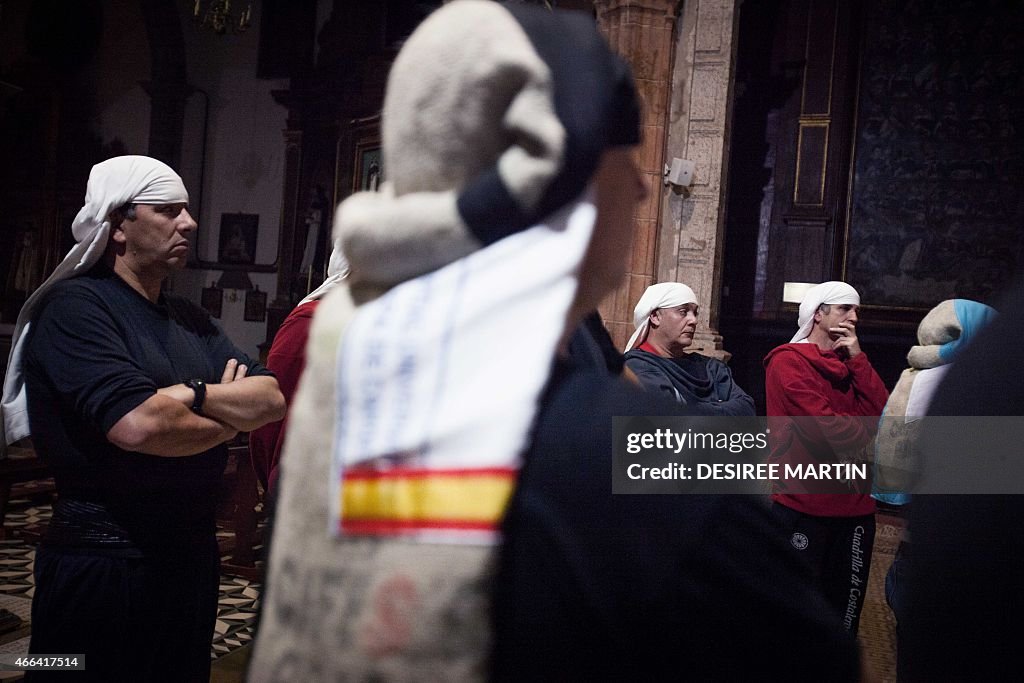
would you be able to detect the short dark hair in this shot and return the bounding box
[117,202,137,220]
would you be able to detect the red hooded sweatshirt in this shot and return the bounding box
[763,343,889,517]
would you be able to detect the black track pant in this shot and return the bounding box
[771,503,876,636]
[26,541,219,683]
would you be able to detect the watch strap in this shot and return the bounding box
[184,378,206,415]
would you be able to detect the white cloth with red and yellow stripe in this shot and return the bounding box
[330,197,594,543]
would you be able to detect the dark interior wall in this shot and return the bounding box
[720,0,808,411]
[844,0,1024,308]
[264,0,444,341]
[256,0,318,79]
[721,0,1023,411]
[0,0,108,323]
[0,0,201,326]
[718,0,784,325]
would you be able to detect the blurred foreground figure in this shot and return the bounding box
[899,285,1019,682]
[250,3,865,681]
[871,299,996,681]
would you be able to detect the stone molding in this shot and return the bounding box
[593,0,682,350]
[657,0,740,360]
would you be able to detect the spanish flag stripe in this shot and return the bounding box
[341,518,500,534]
[341,471,516,525]
[343,466,518,481]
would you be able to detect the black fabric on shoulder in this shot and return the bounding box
[455,170,529,246]
[566,312,624,375]
[901,279,1024,682]
[457,3,640,244]
[492,363,859,681]
[624,349,755,416]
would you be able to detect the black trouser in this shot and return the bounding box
[771,503,876,637]
[886,540,912,682]
[26,541,220,683]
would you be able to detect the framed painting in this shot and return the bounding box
[333,114,381,208]
[841,0,1024,310]
[244,287,267,323]
[201,285,223,319]
[347,115,382,196]
[217,213,259,266]
[356,145,382,193]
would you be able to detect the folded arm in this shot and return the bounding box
[159,359,286,433]
[707,360,756,416]
[768,354,878,453]
[205,375,286,431]
[107,393,238,456]
[624,356,685,404]
[110,359,285,456]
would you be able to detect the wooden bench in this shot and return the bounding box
[217,442,266,581]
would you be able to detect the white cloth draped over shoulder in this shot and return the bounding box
[1,156,188,450]
[330,194,595,543]
[624,282,698,352]
[298,241,350,306]
[790,281,860,343]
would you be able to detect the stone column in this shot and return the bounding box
[594,0,680,350]
[657,0,741,359]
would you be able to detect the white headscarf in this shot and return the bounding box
[790,280,860,343]
[299,239,350,305]
[2,156,188,448]
[624,282,698,351]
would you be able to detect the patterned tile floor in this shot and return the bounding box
[862,514,900,682]
[0,489,900,681]
[0,494,261,662]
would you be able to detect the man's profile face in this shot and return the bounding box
[814,303,859,339]
[114,203,197,274]
[650,303,698,355]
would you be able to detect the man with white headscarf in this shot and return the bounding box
[623,282,754,415]
[763,280,889,637]
[3,155,285,681]
[249,4,864,682]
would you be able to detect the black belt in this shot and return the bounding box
[44,498,136,549]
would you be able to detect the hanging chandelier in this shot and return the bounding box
[193,0,252,35]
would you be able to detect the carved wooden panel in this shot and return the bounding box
[794,121,829,205]
[759,0,861,315]
[843,0,1024,309]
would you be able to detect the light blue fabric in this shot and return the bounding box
[874,299,996,505]
[938,299,997,362]
[872,490,912,506]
